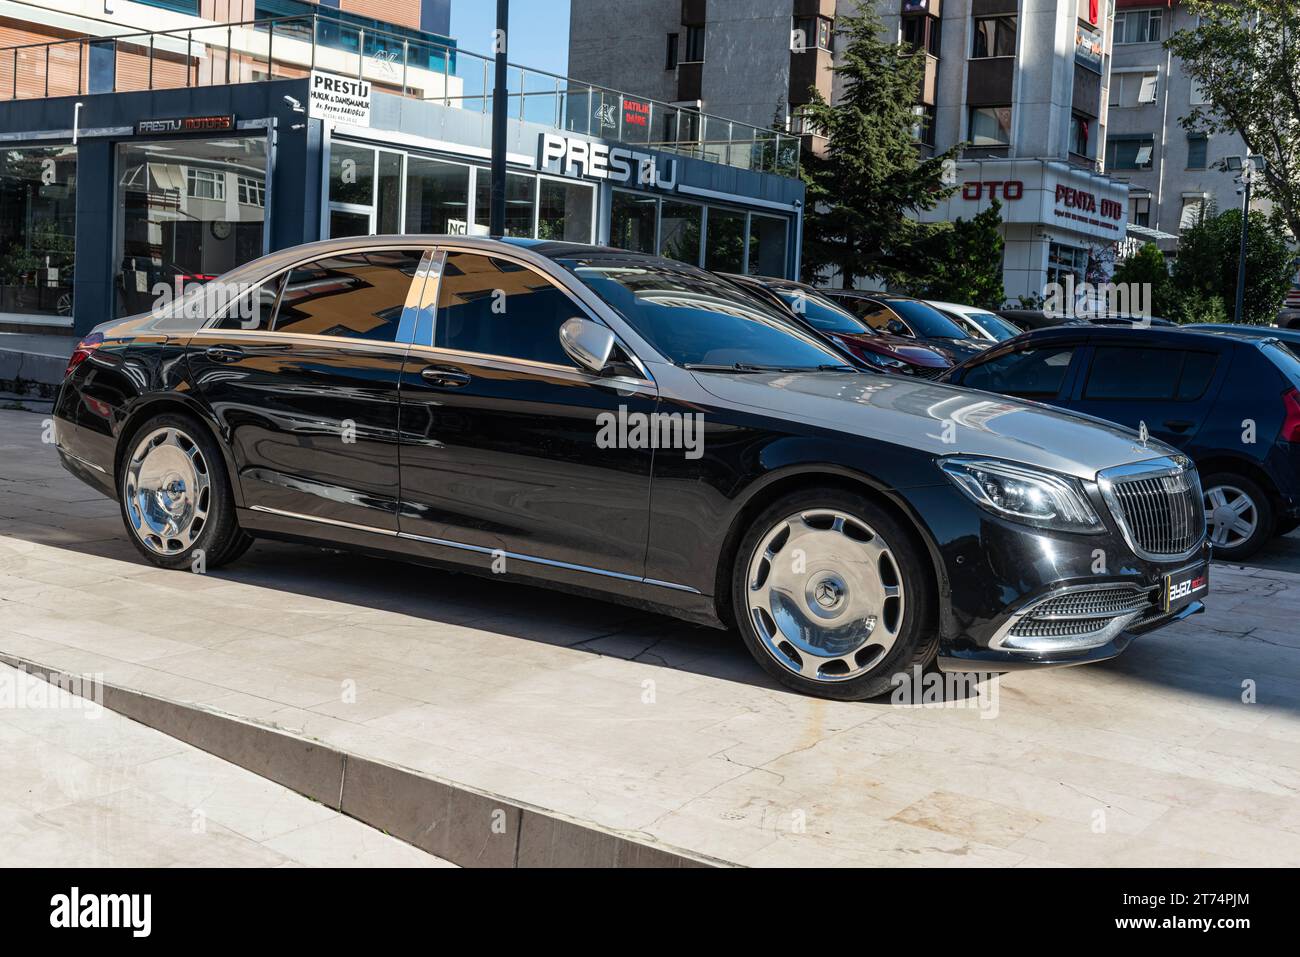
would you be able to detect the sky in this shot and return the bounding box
[449,0,573,77]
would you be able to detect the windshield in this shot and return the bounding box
[963,310,1022,341]
[887,299,972,339]
[770,289,871,335]
[559,257,849,370]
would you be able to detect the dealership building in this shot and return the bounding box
[0,1,805,336]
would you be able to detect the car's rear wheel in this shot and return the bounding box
[1202,473,1273,561]
[732,487,936,700]
[118,413,250,570]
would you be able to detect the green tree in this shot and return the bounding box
[1111,241,1175,317]
[901,201,1005,308]
[798,10,959,286]
[1165,1,1300,242]
[1171,207,1292,324]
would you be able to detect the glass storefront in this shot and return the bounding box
[0,146,77,320]
[116,136,267,317]
[538,179,595,242]
[405,156,472,233]
[704,206,747,273]
[610,189,657,253]
[473,170,537,237]
[660,200,703,264]
[748,214,788,277]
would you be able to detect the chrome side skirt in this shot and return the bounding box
[56,445,108,474]
[248,504,701,595]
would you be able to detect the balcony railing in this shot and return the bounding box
[0,14,801,177]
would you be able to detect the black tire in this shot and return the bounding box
[1202,472,1274,561]
[117,412,249,571]
[731,486,937,701]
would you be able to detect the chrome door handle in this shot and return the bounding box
[205,345,244,363]
[420,366,471,388]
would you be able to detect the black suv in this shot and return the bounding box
[943,325,1300,560]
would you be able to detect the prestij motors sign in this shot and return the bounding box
[308,70,372,126]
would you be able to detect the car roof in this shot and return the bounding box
[1183,323,1300,342]
[1007,324,1262,349]
[928,301,994,313]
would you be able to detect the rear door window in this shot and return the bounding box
[272,250,424,343]
[1084,346,1217,401]
[961,345,1076,399]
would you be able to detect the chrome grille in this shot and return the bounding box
[1021,587,1152,622]
[1106,464,1205,559]
[1000,583,1156,652]
[908,366,948,380]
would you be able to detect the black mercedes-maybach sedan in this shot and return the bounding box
[54,236,1208,700]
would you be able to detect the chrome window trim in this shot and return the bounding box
[1096,455,1207,562]
[247,505,698,593]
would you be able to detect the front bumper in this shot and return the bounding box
[897,483,1210,672]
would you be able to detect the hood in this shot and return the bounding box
[690,370,1178,482]
[831,332,951,368]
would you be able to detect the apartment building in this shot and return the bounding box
[571,0,1137,300]
[1106,0,1256,252]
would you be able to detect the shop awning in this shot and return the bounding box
[1126,223,1178,242]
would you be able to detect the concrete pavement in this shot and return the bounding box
[0,662,452,867]
[1,407,1298,866]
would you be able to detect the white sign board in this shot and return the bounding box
[308,70,372,127]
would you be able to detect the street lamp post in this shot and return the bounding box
[1227,153,1266,324]
[489,0,509,238]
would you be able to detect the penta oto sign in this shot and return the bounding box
[539,133,678,191]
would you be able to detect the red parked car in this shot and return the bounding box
[722,275,953,377]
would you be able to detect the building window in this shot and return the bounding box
[1190,78,1209,105]
[901,15,940,56]
[1114,9,1162,44]
[705,206,747,273]
[912,104,936,148]
[473,170,537,237]
[1047,242,1089,289]
[405,155,472,234]
[1180,194,1208,230]
[684,24,705,62]
[972,16,1017,58]
[969,106,1012,146]
[186,167,225,201]
[611,190,658,254]
[665,33,679,70]
[1186,134,1208,169]
[793,15,834,53]
[117,137,267,318]
[659,200,703,264]
[1070,114,1094,158]
[748,214,788,276]
[1106,136,1155,170]
[789,105,821,137]
[237,176,265,207]
[1130,195,1151,227]
[138,0,200,12]
[1109,71,1158,108]
[538,178,595,242]
[0,146,77,320]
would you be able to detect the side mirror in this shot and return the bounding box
[559,317,615,374]
[887,320,909,337]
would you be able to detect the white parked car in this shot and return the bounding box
[926,301,1026,343]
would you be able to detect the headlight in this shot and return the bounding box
[939,457,1103,532]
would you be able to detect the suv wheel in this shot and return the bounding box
[1202,473,1273,561]
[732,487,936,701]
[119,413,251,570]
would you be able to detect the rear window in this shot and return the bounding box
[1084,347,1218,401]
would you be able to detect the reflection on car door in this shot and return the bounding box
[397,250,657,577]
[1067,344,1226,449]
[187,247,428,532]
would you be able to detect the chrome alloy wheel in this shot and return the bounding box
[123,426,211,556]
[746,509,905,683]
[1204,483,1258,550]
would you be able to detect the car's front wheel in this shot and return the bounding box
[118,412,251,570]
[1202,473,1273,561]
[732,487,936,700]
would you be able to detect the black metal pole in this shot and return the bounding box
[489,0,509,238]
[1234,173,1251,324]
